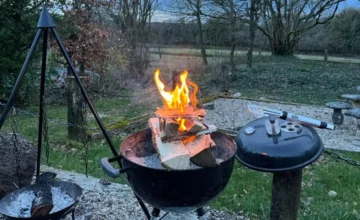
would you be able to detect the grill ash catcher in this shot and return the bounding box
[236,104,334,220]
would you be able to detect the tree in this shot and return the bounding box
[168,0,209,65]
[107,0,157,79]
[57,0,111,141]
[247,0,260,67]
[257,0,344,56]
[328,8,360,54]
[207,0,247,71]
[0,0,43,103]
[59,0,110,76]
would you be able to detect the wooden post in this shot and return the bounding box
[270,169,302,220]
[324,49,328,62]
[220,64,230,93]
[67,74,87,142]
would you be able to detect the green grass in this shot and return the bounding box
[212,150,360,219]
[231,56,360,105]
[150,47,360,64]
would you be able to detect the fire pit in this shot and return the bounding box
[101,69,236,216]
[0,173,82,220]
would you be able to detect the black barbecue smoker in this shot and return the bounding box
[236,107,329,220]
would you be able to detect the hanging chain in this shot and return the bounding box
[11,108,22,188]
[43,102,50,165]
[82,102,89,177]
[324,150,360,167]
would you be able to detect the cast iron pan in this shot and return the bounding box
[0,181,82,220]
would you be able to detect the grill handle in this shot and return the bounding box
[101,157,133,178]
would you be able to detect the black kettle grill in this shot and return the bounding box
[236,116,324,220]
[101,128,237,218]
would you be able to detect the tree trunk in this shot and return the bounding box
[67,66,87,142]
[196,13,208,65]
[247,0,256,67]
[272,42,294,56]
[229,0,236,72]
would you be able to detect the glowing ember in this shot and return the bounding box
[154,69,202,132]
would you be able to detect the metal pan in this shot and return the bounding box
[0,181,82,220]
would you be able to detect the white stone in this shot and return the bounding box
[232,92,241,97]
[328,190,337,197]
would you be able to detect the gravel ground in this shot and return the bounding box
[203,98,360,152]
[0,166,248,220]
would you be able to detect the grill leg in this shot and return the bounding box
[150,208,161,220]
[270,169,302,220]
[72,208,75,220]
[196,208,207,220]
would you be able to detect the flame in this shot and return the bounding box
[154,69,197,132]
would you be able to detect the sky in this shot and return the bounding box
[152,0,360,23]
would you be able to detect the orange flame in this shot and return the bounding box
[154,69,197,132]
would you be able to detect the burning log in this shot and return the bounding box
[31,172,56,218]
[151,69,218,169]
[149,118,190,170]
[149,117,218,169]
[184,134,215,157]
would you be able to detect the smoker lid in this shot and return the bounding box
[235,117,323,173]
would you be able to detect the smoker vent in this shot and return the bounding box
[280,122,302,133]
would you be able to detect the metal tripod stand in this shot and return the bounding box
[0,7,151,219]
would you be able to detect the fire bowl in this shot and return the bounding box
[0,181,82,220]
[102,128,236,213]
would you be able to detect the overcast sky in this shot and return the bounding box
[152,0,360,23]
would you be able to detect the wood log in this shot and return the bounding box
[184,134,215,157]
[148,118,190,170]
[31,172,56,218]
[163,118,179,138]
[0,133,36,197]
[186,120,207,134]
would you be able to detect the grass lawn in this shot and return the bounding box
[150,47,360,64]
[231,56,360,105]
[2,55,360,219]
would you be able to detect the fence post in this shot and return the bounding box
[324,49,328,62]
[67,74,87,142]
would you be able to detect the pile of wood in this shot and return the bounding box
[148,117,217,170]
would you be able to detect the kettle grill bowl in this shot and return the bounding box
[120,128,236,213]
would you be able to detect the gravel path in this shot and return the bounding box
[0,166,248,220]
[204,98,360,152]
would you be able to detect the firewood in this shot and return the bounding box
[191,148,218,168]
[163,118,179,138]
[148,118,190,170]
[184,134,215,157]
[186,120,207,134]
[31,172,56,218]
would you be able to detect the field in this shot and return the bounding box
[150,47,360,64]
[2,51,360,219]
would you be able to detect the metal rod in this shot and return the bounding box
[36,28,48,178]
[0,29,43,129]
[50,28,151,220]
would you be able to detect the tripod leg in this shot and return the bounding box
[36,28,48,178]
[196,208,207,220]
[0,29,43,129]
